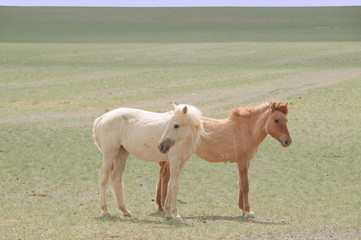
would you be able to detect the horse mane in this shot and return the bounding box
[231,101,289,118]
[269,101,290,115]
[231,104,265,118]
[174,104,205,142]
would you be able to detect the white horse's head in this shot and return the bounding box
[158,103,203,154]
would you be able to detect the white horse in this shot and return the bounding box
[93,103,204,221]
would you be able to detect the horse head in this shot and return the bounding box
[265,101,292,147]
[158,103,203,154]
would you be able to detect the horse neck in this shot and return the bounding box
[231,105,269,147]
[189,126,199,151]
[178,128,199,160]
[184,118,202,154]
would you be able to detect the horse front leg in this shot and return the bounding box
[164,159,185,221]
[237,162,255,218]
[164,182,173,220]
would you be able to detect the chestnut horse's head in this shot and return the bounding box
[158,103,203,154]
[265,101,292,147]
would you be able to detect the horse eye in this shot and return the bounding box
[174,124,180,129]
[274,120,279,123]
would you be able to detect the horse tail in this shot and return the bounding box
[93,116,103,152]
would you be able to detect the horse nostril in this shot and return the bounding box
[285,139,288,145]
[158,139,174,154]
[158,141,170,154]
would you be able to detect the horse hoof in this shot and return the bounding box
[173,216,182,222]
[102,212,111,217]
[245,212,255,218]
[165,212,173,220]
[123,212,132,217]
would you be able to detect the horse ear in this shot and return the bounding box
[284,102,290,115]
[172,102,177,111]
[183,105,188,114]
[270,101,277,112]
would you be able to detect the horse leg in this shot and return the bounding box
[237,162,255,218]
[156,162,165,211]
[238,178,244,212]
[161,161,170,210]
[164,180,173,220]
[156,161,170,212]
[156,163,163,211]
[99,149,118,216]
[110,146,131,217]
[164,159,185,221]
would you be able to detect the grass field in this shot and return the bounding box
[1,6,361,239]
[1,6,361,42]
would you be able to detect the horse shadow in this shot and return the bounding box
[96,212,285,227]
[183,215,286,225]
[96,213,190,227]
[149,211,286,225]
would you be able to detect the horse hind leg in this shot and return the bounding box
[99,149,119,216]
[110,146,131,217]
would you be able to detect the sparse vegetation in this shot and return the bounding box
[0,6,360,239]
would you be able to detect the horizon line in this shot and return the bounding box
[1,5,361,7]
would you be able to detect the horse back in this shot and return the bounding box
[97,108,171,162]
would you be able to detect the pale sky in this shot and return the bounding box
[0,0,360,7]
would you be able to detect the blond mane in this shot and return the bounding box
[174,104,204,139]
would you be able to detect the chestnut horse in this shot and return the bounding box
[156,101,291,218]
[93,103,204,221]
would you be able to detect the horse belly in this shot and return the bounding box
[124,141,168,162]
[205,153,236,163]
[121,127,168,162]
[196,145,237,163]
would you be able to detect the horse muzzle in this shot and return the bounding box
[158,139,175,154]
[281,137,292,147]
